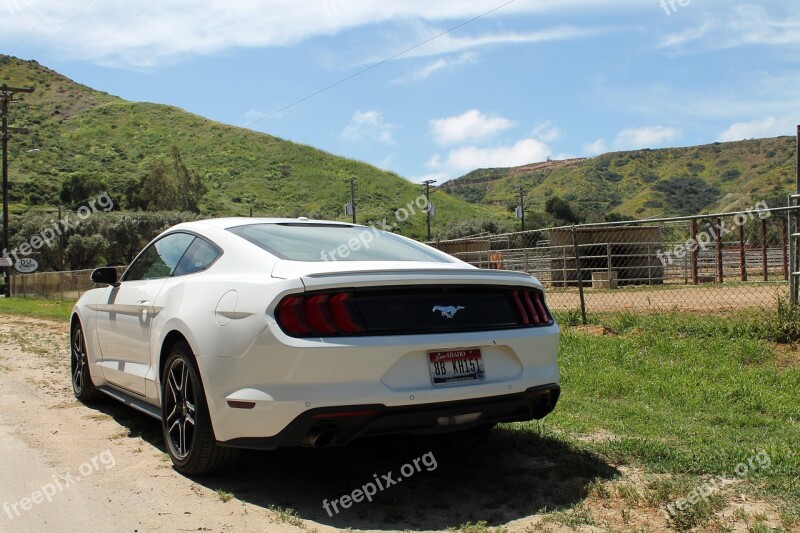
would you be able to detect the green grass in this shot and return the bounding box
[0,297,72,321]
[216,489,234,503]
[541,310,800,528]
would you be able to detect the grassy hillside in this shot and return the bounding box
[0,55,506,239]
[442,138,797,222]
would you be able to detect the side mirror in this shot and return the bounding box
[91,267,118,286]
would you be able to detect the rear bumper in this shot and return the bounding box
[219,383,560,450]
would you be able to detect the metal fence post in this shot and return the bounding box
[691,219,699,285]
[571,226,587,325]
[761,218,769,282]
[716,217,724,284]
[782,216,789,281]
[739,222,747,282]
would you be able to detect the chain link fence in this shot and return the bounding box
[6,206,797,317]
[430,206,795,317]
[9,266,126,301]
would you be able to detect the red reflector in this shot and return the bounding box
[533,292,549,323]
[327,293,365,334]
[523,291,540,325]
[303,294,338,335]
[227,400,256,409]
[276,297,313,335]
[310,410,376,420]
[512,290,530,325]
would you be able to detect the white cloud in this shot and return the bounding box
[531,121,563,143]
[430,109,516,146]
[386,25,613,61]
[718,116,796,142]
[242,109,269,124]
[0,1,627,67]
[430,138,551,175]
[394,52,478,84]
[581,126,682,156]
[341,110,395,144]
[582,139,608,156]
[660,5,800,50]
[614,126,682,148]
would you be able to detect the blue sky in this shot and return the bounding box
[1,0,798,183]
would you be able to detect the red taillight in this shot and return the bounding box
[523,291,540,325]
[276,296,313,336]
[276,292,365,337]
[512,290,530,326]
[302,294,338,335]
[327,293,364,334]
[533,291,549,322]
[512,289,550,327]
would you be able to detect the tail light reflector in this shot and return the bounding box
[512,289,551,326]
[276,292,366,337]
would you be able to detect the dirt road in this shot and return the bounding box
[0,315,736,533]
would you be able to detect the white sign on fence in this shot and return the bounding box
[14,258,39,273]
[0,258,12,268]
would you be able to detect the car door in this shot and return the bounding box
[95,232,196,396]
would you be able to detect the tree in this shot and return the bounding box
[136,147,207,212]
[545,196,581,224]
[65,234,108,270]
[171,146,207,212]
[59,174,105,207]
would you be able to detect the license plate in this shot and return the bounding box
[428,349,485,385]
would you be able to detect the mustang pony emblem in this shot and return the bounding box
[432,305,465,319]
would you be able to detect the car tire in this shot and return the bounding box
[70,321,102,403]
[161,341,230,475]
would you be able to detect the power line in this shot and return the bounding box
[245,0,517,128]
[90,0,160,51]
[30,0,94,58]
[11,0,65,54]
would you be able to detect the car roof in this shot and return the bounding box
[182,218,362,231]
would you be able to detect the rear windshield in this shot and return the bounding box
[228,223,454,263]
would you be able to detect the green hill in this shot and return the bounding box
[2,54,795,240]
[0,55,506,240]
[441,137,797,223]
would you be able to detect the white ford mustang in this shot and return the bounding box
[71,218,560,474]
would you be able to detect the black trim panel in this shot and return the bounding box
[219,384,560,450]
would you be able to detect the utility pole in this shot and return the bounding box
[57,204,64,271]
[515,185,528,231]
[422,179,436,241]
[1,84,34,298]
[343,176,357,224]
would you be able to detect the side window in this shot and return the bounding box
[124,233,196,282]
[173,238,221,277]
